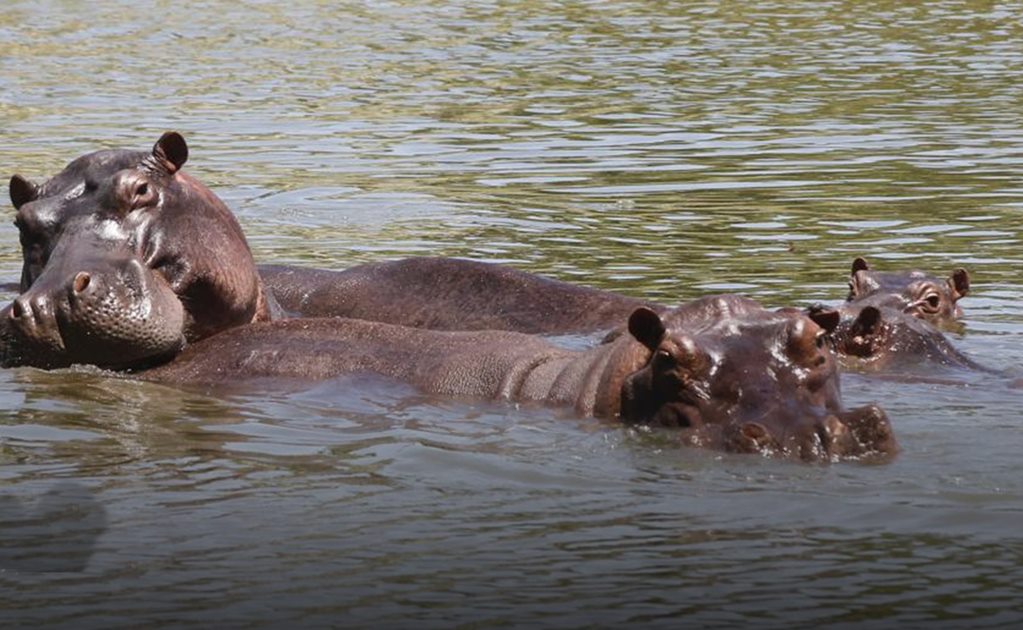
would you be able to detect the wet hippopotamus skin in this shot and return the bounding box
[259,259,653,334]
[8,132,273,359]
[146,295,897,462]
[846,257,969,330]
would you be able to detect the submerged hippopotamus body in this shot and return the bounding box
[8,132,274,359]
[146,295,896,462]
[260,258,652,334]
[846,257,969,330]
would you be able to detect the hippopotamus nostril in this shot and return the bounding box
[73,272,91,294]
[11,297,28,320]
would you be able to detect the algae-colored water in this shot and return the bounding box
[1,1,1022,626]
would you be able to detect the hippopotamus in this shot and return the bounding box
[8,132,275,350]
[143,295,896,462]
[8,133,654,356]
[846,257,969,330]
[259,258,653,334]
[804,297,986,374]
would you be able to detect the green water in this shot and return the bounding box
[1,1,1022,627]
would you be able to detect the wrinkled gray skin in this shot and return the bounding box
[146,295,897,463]
[846,256,969,331]
[260,259,653,334]
[4,132,274,369]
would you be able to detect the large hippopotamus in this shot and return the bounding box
[846,256,969,330]
[9,132,275,346]
[144,295,896,462]
[9,133,650,345]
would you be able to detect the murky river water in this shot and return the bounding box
[2,1,1023,627]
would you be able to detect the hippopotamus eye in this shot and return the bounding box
[129,181,156,210]
[815,332,827,349]
[925,294,940,309]
[655,349,674,363]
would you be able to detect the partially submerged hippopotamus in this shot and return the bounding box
[846,256,969,330]
[8,132,275,352]
[144,295,897,462]
[8,132,648,346]
[804,297,985,374]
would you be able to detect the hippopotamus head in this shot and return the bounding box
[9,132,270,343]
[618,296,896,462]
[846,257,969,329]
[813,298,983,373]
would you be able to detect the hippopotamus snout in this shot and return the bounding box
[2,247,186,370]
[724,404,897,462]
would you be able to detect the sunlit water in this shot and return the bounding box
[2,1,1023,627]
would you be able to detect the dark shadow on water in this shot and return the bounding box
[0,482,106,573]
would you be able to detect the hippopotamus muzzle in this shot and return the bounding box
[1,237,186,370]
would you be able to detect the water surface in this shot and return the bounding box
[1,1,1022,627]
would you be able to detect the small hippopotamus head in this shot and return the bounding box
[618,296,896,462]
[846,257,969,330]
[813,300,983,373]
[9,132,269,343]
[4,133,271,369]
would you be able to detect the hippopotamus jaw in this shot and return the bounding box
[1,238,188,370]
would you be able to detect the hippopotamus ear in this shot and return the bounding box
[851,257,870,275]
[851,306,883,336]
[628,307,666,351]
[805,306,840,335]
[152,132,189,174]
[9,175,39,210]
[949,268,969,299]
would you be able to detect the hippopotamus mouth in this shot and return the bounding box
[0,251,187,371]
